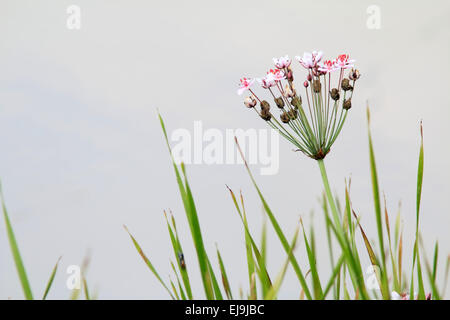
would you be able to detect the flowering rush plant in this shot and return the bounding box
[238,51,360,160]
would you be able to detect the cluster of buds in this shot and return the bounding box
[237,50,361,160]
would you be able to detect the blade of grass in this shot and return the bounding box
[384,196,400,291]
[159,113,216,299]
[421,241,441,300]
[265,224,300,300]
[226,186,271,296]
[171,261,187,300]
[216,246,233,300]
[300,218,323,299]
[82,276,90,300]
[164,212,193,299]
[352,209,383,294]
[124,225,175,299]
[42,256,62,300]
[318,160,369,299]
[0,184,33,300]
[235,137,312,300]
[366,107,389,299]
[260,219,267,268]
[323,254,345,298]
[414,122,426,299]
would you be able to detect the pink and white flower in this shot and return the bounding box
[268,69,286,81]
[335,54,355,69]
[318,59,339,73]
[257,69,285,89]
[273,55,291,69]
[237,77,255,95]
[295,51,323,69]
[257,74,276,89]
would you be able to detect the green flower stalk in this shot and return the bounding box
[238,51,367,297]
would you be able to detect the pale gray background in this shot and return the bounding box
[0,0,449,299]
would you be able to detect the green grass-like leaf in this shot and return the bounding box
[366,107,390,299]
[42,256,62,300]
[235,137,312,300]
[1,184,34,300]
[124,225,175,299]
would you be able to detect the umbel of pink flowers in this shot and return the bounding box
[237,50,360,160]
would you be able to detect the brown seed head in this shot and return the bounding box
[280,112,290,123]
[349,68,361,81]
[288,109,298,120]
[343,98,352,110]
[341,78,353,91]
[260,108,271,121]
[260,100,270,112]
[274,97,285,109]
[330,88,340,101]
[291,95,302,109]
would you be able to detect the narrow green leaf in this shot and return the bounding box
[415,122,426,299]
[164,212,193,299]
[1,184,33,300]
[124,225,175,299]
[42,256,62,300]
[265,225,300,300]
[82,276,90,300]
[235,138,312,300]
[366,107,389,299]
[323,254,344,298]
[216,246,233,300]
[300,219,323,299]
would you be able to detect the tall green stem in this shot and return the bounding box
[317,159,369,299]
[317,159,340,229]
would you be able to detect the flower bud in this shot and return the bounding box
[330,88,340,101]
[343,98,352,110]
[260,108,271,121]
[260,100,270,111]
[307,74,312,81]
[349,68,360,81]
[341,78,353,91]
[288,109,298,120]
[274,97,285,109]
[303,81,309,88]
[244,96,257,108]
[280,112,290,123]
[291,95,302,109]
[286,66,294,82]
[313,80,322,93]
